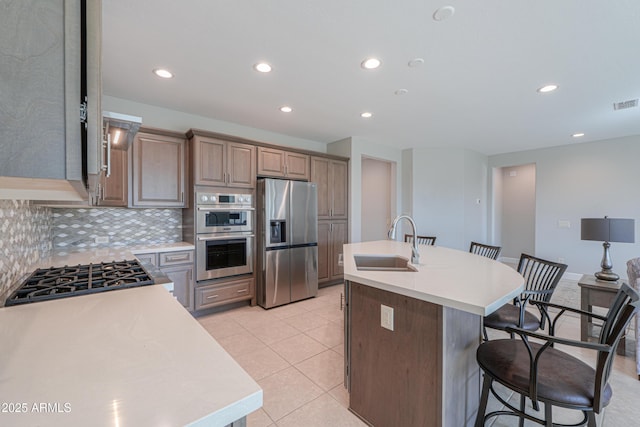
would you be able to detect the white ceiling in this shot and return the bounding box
[102,0,640,156]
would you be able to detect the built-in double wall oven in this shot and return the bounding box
[195,192,254,281]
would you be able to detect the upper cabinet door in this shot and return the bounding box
[257,147,286,177]
[131,132,186,207]
[311,157,348,220]
[311,157,331,219]
[258,147,310,181]
[284,152,310,181]
[227,142,256,188]
[192,135,256,188]
[194,136,227,186]
[330,160,348,219]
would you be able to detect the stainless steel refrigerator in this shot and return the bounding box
[257,178,318,309]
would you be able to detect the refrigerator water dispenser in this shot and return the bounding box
[270,220,286,244]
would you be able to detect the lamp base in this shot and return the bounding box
[595,270,619,282]
[594,241,619,282]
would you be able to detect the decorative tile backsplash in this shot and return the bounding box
[0,203,183,301]
[52,208,182,253]
[0,200,52,298]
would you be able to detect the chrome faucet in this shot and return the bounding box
[388,215,420,264]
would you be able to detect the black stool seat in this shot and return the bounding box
[484,304,541,332]
[477,339,612,409]
[475,284,639,426]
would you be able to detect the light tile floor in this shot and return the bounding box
[197,280,640,426]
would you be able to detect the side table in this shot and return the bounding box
[578,274,625,356]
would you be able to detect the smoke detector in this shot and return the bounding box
[613,99,638,111]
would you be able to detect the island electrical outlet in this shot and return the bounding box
[381,304,394,331]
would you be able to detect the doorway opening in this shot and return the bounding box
[492,163,536,264]
[361,157,396,242]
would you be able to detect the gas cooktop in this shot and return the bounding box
[5,259,155,307]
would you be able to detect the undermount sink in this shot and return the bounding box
[353,254,418,272]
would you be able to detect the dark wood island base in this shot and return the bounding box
[346,281,482,427]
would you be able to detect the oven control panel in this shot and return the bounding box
[196,192,252,207]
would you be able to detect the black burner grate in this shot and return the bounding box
[5,260,155,306]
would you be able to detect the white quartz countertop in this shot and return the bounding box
[0,285,262,426]
[344,240,524,316]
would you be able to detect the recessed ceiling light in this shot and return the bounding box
[361,112,373,118]
[153,68,174,79]
[361,58,381,70]
[433,6,456,21]
[408,58,424,68]
[572,133,585,138]
[280,106,292,113]
[537,84,558,93]
[254,62,272,73]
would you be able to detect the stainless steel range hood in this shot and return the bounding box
[103,111,142,151]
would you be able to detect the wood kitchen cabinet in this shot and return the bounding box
[311,157,348,219]
[194,277,255,311]
[131,131,187,207]
[312,156,348,285]
[97,146,128,206]
[318,220,347,284]
[136,250,194,310]
[190,134,256,188]
[257,147,310,181]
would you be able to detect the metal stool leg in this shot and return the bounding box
[475,374,492,427]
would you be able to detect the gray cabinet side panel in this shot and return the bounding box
[0,0,68,179]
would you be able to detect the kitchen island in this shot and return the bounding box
[0,285,262,426]
[343,240,523,427]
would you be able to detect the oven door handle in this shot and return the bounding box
[197,207,255,212]
[197,234,255,241]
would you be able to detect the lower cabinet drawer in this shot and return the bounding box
[195,278,254,311]
[159,250,194,267]
[135,252,158,266]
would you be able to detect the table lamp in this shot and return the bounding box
[581,217,635,282]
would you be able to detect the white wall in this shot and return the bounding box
[327,137,403,243]
[489,135,640,276]
[403,147,488,251]
[463,149,489,248]
[103,95,327,153]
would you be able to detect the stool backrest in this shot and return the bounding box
[404,234,436,246]
[594,283,639,411]
[469,241,502,260]
[517,254,567,303]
